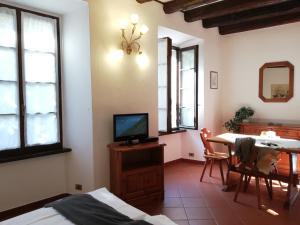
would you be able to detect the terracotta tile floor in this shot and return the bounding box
[137,161,300,225]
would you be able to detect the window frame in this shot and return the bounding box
[0,3,68,163]
[158,40,199,135]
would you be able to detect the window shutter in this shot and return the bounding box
[178,46,198,129]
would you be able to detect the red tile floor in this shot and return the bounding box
[138,161,300,225]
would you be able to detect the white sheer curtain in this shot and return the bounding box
[22,12,59,146]
[158,39,168,132]
[0,7,20,150]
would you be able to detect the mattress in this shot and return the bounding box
[1,188,176,225]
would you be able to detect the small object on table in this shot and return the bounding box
[260,130,277,138]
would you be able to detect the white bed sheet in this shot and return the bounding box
[0,188,177,225]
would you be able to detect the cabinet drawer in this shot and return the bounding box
[122,173,144,199]
[122,168,162,199]
[143,170,162,190]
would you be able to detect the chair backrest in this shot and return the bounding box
[200,128,214,155]
[235,138,258,169]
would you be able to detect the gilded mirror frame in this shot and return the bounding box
[259,61,294,103]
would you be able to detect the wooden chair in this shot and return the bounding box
[200,128,229,185]
[233,140,273,209]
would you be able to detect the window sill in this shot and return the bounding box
[159,129,187,136]
[0,148,72,164]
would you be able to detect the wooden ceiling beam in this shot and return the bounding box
[203,1,300,28]
[184,0,291,22]
[136,0,152,3]
[163,0,220,14]
[219,11,300,35]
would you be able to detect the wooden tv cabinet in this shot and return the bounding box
[108,142,165,206]
[240,122,300,176]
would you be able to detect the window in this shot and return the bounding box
[0,4,65,162]
[158,38,198,134]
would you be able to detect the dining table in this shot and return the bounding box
[207,132,300,209]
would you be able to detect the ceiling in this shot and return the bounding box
[137,0,300,35]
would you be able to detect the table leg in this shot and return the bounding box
[284,153,299,209]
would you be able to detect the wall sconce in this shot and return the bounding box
[119,14,149,55]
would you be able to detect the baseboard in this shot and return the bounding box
[164,158,183,166]
[0,193,70,222]
[164,158,205,166]
[181,158,205,164]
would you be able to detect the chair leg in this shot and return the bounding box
[234,173,244,202]
[270,178,273,196]
[274,165,283,187]
[264,178,273,200]
[209,159,214,177]
[255,176,262,209]
[200,159,209,182]
[226,158,230,167]
[219,160,225,185]
[243,175,251,192]
[225,163,231,186]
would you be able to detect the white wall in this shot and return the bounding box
[160,134,182,163]
[0,155,67,211]
[62,3,94,193]
[88,0,223,187]
[221,22,300,124]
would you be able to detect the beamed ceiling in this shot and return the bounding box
[136,0,300,35]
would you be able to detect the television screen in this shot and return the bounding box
[113,113,148,142]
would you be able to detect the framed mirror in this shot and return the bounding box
[259,61,294,102]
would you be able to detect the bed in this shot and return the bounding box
[1,188,176,225]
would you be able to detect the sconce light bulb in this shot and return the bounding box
[130,14,139,24]
[115,49,124,59]
[119,20,128,30]
[140,24,149,34]
[136,52,149,69]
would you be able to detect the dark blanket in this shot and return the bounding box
[45,194,152,225]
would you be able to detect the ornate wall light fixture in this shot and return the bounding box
[119,14,149,55]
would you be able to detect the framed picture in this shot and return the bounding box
[210,71,218,89]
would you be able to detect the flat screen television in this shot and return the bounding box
[113,113,149,144]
